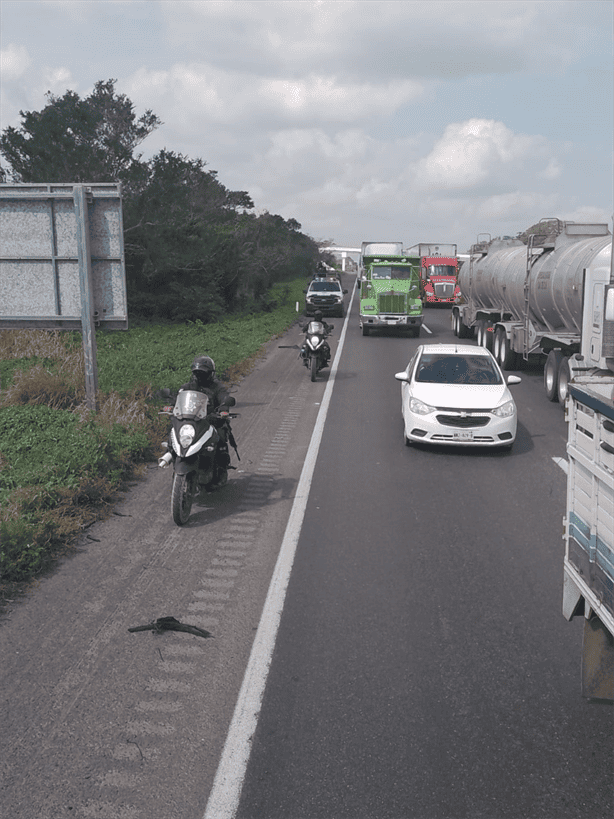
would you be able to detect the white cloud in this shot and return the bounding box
[126,63,423,133]
[0,44,31,80]
[159,0,588,81]
[413,119,553,192]
[538,158,562,181]
[559,205,613,227]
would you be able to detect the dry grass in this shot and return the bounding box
[0,330,165,597]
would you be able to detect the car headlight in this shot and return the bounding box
[492,400,515,418]
[409,397,436,415]
[179,423,196,447]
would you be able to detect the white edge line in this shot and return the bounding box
[203,279,357,819]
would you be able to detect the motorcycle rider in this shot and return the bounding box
[300,310,333,367]
[180,355,236,480]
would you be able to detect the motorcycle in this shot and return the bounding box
[158,389,238,526]
[300,320,333,382]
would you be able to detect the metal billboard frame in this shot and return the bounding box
[0,183,128,409]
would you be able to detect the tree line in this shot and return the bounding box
[0,80,325,322]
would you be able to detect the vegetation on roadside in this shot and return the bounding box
[0,278,307,585]
[0,80,335,321]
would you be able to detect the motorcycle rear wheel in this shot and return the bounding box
[171,472,195,526]
[310,355,318,382]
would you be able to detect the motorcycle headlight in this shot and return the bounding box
[179,423,196,447]
[492,400,515,418]
[310,335,320,346]
[409,397,436,415]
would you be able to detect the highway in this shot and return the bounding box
[233,291,613,818]
[0,279,612,818]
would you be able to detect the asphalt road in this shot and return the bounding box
[1,282,612,819]
[235,300,613,818]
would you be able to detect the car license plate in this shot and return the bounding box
[453,431,473,440]
[385,319,398,325]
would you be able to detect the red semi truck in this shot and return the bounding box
[406,242,459,305]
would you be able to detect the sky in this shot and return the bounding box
[1,0,612,254]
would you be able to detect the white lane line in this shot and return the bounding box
[422,322,432,334]
[203,280,356,819]
[552,456,568,474]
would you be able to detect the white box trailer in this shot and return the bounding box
[563,376,614,699]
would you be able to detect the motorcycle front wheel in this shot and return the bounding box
[310,354,318,382]
[171,472,195,526]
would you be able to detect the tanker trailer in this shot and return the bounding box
[452,221,612,405]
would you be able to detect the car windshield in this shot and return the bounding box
[371,266,414,280]
[415,353,502,385]
[310,282,341,292]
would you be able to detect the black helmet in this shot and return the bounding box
[191,355,215,381]
[314,310,323,321]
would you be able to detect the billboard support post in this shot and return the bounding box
[74,185,99,410]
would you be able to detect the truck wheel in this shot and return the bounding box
[477,320,493,350]
[458,316,472,339]
[544,350,564,401]
[495,328,517,370]
[362,324,370,336]
[476,321,485,347]
[557,357,571,408]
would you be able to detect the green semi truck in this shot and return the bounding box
[358,242,423,337]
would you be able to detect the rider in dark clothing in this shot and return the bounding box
[180,356,236,477]
[180,356,235,413]
[300,311,333,366]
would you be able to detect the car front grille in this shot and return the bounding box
[436,414,490,428]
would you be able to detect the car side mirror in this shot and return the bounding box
[303,289,308,293]
[394,372,410,382]
[507,375,521,385]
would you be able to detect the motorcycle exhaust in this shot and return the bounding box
[158,451,173,468]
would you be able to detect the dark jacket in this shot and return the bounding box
[179,377,235,413]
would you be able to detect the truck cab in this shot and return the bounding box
[358,242,423,337]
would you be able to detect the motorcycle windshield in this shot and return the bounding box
[307,321,325,335]
[173,390,210,420]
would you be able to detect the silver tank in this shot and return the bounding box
[459,228,611,335]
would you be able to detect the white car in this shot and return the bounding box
[394,344,521,449]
